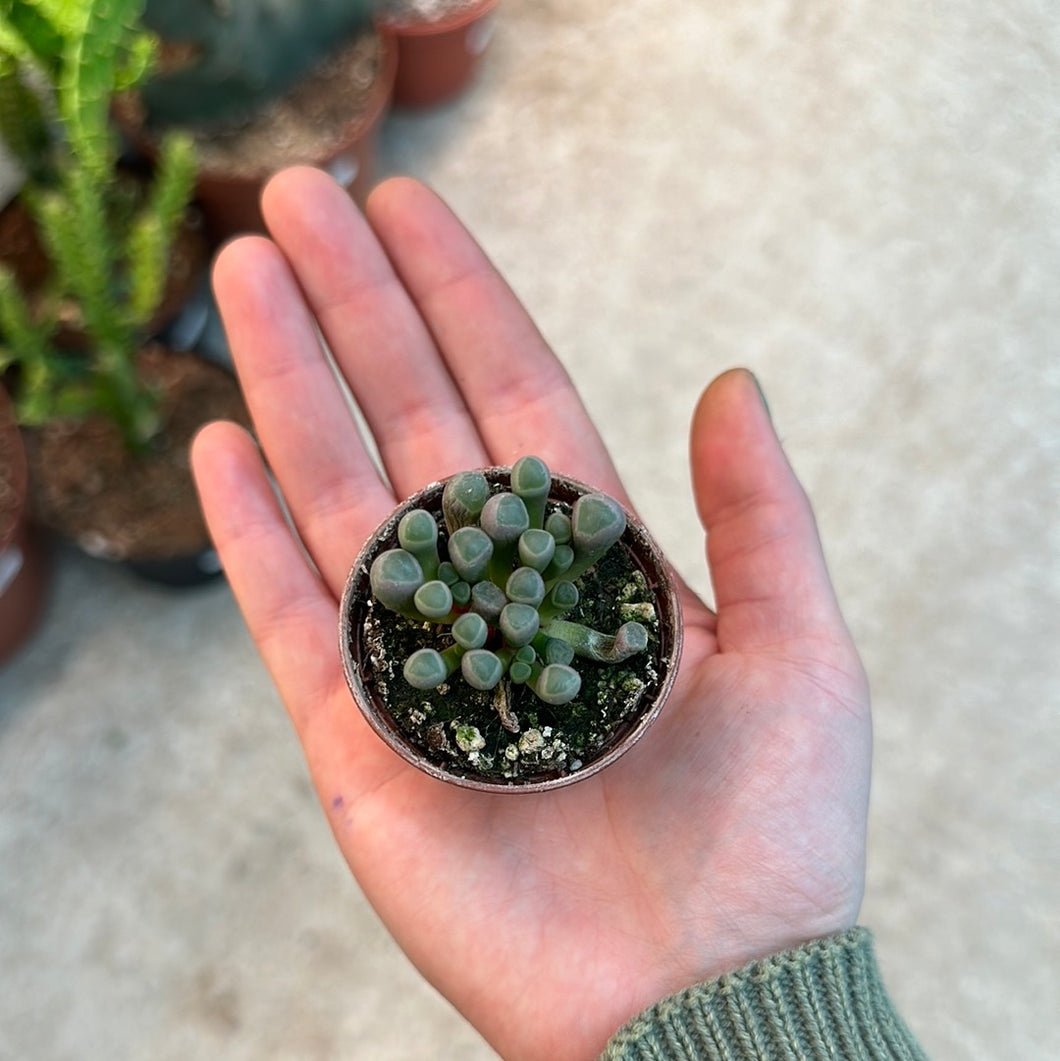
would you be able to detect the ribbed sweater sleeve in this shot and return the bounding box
[600,928,927,1060]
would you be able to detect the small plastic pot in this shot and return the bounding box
[376,0,499,109]
[339,467,683,793]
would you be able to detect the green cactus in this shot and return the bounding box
[369,456,651,716]
[0,0,197,452]
[138,0,375,129]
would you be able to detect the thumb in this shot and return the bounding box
[690,369,849,656]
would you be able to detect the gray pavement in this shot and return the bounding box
[2,2,1057,1058]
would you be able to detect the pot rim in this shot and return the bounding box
[374,0,500,37]
[339,466,683,793]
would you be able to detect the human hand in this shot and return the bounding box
[191,167,872,1061]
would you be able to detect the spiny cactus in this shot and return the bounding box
[138,0,375,128]
[0,0,197,452]
[369,456,650,712]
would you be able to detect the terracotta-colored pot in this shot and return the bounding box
[0,388,49,663]
[376,0,499,109]
[340,467,683,793]
[23,346,250,587]
[118,31,398,242]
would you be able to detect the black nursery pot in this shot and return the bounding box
[339,468,683,793]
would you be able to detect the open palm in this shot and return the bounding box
[192,168,872,1061]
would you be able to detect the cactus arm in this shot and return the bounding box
[124,131,196,329]
[62,0,149,189]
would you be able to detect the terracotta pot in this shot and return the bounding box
[0,388,49,663]
[118,31,398,241]
[340,467,683,793]
[376,0,499,109]
[23,346,250,587]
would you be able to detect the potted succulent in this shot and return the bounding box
[0,383,48,662]
[0,0,249,584]
[340,456,682,791]
[124,0,398,238]
[0,0,208,343]
[374,0,499,108]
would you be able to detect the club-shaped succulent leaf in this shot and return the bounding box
[538,579,579,622]
[480,492,530,581]
[542,544,574,581]
[470,580,507,624]
[442,470,490,533]
[413,580,454,621]
[452,611,489,650]
[533,633,576,666]
[370,548,424,615]
[404,648,454,690]
[545,510,572,545]
[448,525,493,583]
[509,659,532,684]
[566,492,627,581]
[461,649,505,691]
[530,663,582,706]
[505,566,546,608]
[511,455,551,529]
[499,602,540,647]
[398,509,440,580]
[517,527,555,572]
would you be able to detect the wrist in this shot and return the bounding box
[600,928,926,1060]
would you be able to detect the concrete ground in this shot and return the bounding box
[1,1,1057,1058]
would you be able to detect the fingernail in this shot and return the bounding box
[748,371,772,423]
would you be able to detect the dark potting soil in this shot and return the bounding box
[356,509,666,786]
[24,346,250,561]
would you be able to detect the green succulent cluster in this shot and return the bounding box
[0,0,196,452]
[369,456,650,709]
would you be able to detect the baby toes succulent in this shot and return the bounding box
[367,455,650,709]
[342,455,683,790]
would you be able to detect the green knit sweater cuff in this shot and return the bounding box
[600,928,927,1060]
